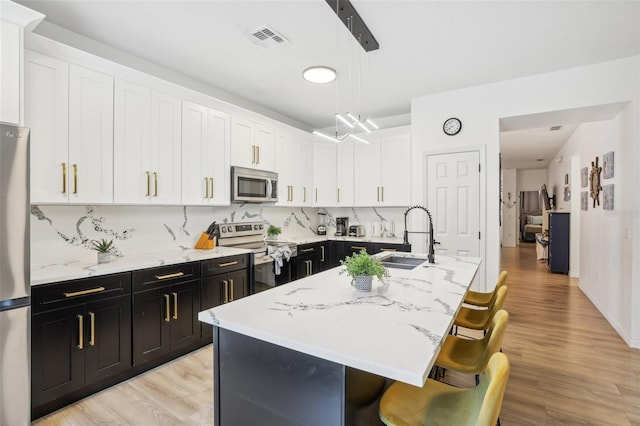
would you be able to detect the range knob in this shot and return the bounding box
[259,224,264,230]
[221,227,227,233]
[226,226,233,232]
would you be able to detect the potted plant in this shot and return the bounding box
[91,238,114,264]
[266,225,282,240]
[340,249,389,292]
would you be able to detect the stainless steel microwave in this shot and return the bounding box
[231,166,278,203]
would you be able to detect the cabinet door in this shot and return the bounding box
[169,280,201,351]
[254,123,275,170]
[132,286,172,365]
[228,269,248,301]
[150,91,182,204]
[201,274,225,342]
[295,138,313,206]
[181,101,209,205]
[354,139,381,206]
[313,142,336,206]
[381,134,411,206]
[206,108,231,204]
[113,79,151,204]
[296,255,313,279]
[0,20,20,124]
[84,296,132,385]
[336,140,354,206]
[32,306,85,408]
[24,51,70,204]
[231,117,254,168]
[317,243,329,272]
[68,64,114,204]
[275,133,296,206]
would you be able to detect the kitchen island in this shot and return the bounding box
[199,253,480,426]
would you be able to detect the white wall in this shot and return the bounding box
[546,108,634,342]
[501,169,517,247]
[411,56,639,347]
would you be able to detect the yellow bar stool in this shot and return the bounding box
[434,310,509,385]
[454,286,508,334]
[379,352,510,426]
[464,271,507,308]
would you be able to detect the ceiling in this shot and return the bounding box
[14,0,640,166]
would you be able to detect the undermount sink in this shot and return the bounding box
[381,256,426,270]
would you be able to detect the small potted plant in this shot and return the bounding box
[266,225,282,240]
[91,238,114,264]
[340,249,389,292]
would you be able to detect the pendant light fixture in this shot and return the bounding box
[313,0,379,143]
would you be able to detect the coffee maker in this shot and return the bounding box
[335,217,349,236]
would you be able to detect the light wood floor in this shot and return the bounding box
[33,244,640,425]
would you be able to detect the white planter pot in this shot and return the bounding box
[97,252,111,264]
[354,275,373,292]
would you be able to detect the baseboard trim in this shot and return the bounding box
[578,284,632,347]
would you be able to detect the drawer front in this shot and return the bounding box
[133,261,200,293]
[297,243,318,256]
[373,243,411,254]
[32,273,131,314]
[201,254,249,277]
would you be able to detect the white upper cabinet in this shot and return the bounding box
[25,51,69,204]
[26,53,114,204]
[113,80,181,204]
[0,2,43,125]
[231,117,275,170]
[354,131,411,206]
[312,142,337,207]
[68,64,114,204]
[336,140,354,206]
[276,130,312,206]
[182,101,230,205]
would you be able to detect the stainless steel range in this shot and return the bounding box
[216,221,297,292]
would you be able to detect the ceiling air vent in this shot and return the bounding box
[549,125,562,131]
[248,26,289,49]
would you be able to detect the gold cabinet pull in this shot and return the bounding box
[380,248,397,252]
[301,248,315,253]
[164,294,170,322]
[154,172,158,197]
[252,145,256,164]
[172,292,178,319]
[77,314,84,349]
[209,178,214,199]
[146,171,151,196]
[229,279,234,301]
[155,272,184,280]
[377,186,380,202]
[320,246,325,262]
[204,177,210,198]
[218,261,238,268]
[89,312,95,346]
[73,164,78,194]
[62,163,67,194]
[315,188,318,203]
[351,246,366,250]
[337,188,340,203]
[256,145,260,164]
[303,187,307,203]
[64,286,106,298]
[223,280,229,303]
[381,186,384,202]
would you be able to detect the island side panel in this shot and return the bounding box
[215,327,346,426]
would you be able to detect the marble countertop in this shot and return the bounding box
[199,253,480,387]
[31,246,252,286]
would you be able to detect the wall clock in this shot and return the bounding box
[443,117,462,136]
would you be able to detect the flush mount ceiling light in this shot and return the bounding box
[303,66,337,84]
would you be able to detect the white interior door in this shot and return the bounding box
[427,151,480,258]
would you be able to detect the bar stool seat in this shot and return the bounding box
[455,286,508,332]
[464,271,507,307]
[379,352,510,426]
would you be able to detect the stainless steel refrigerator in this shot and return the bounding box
[0,122,30,424]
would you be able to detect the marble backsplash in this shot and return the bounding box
[30,204,406,269]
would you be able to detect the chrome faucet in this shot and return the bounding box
[402,205,437,264]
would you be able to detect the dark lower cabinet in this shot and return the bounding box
[548,212,570,274]
[31,273,132,418]
[201,254,250,343]
[132,278,200,366]
[296,243,320,279]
